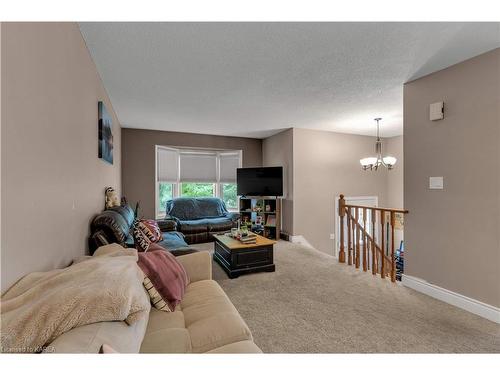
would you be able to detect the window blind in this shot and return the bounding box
[157,147,179,182]
[219,152,240,183]
[179,152,217,182]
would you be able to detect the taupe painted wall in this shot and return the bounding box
[404,48,499,307]
[262,129,294,235]
[386,135,404,245]
[386,136,404,209]
[293,128,389,255]
[1,23,122,293]
[122,128,262,218]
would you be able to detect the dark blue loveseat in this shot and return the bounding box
[165,197,239,244]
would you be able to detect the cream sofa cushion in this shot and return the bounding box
[146,307,185,331]
[176,251,212,283]
[182,281,238,326]
[181,280,252,353]
[140,306,191,353]
[140,328,192,353]
[48,313,149,353]
[205,340,262,354]
[188,312,253,353]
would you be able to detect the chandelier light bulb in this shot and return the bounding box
[383,156,397,167]
[360,157,377,166]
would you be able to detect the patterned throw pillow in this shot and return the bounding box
[141,219,163,242]
[142,276,171,312]
[132,219,164,251]
[132,220,152,252]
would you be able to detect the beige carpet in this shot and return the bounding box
[190,240,500,353]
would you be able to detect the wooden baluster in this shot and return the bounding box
[380,210,385,279]
[371,208,376,275]
[352,208,356,265]
[390,211,396,282]
[338,195,346,263]
[347,208,352,265]
[355,208,360,268]
[362,208,367,272]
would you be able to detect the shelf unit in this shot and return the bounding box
[239,197,281,240]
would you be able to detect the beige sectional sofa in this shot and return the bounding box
[48,251,261,353]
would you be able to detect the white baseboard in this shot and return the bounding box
[289,235,315,249]
[402,275,500,324]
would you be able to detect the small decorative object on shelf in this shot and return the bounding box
[104,186,120,209]
[266,215,276,226]
[239,196,281,240]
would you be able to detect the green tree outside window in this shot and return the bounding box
[222,183,237,209]
[158,183,173,214]
[181,183,215,198]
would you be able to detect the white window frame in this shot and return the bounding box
[155,146,242,219]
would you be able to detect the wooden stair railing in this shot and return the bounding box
[338,194,408,282]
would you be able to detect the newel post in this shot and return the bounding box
[338,194,346,263]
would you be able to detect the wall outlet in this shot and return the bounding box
[329,233,335,240]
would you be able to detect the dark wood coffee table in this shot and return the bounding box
[213,232,276,278]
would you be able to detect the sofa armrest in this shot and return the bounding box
[176,251,212,283]
[157,218,177,232]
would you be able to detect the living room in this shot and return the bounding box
[1,1,499,373]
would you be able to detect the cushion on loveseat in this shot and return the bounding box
[178,221,209,234]
[140,280,253,353]
[181,280,253,353]
[140,307,192,353]
[165,198,239,244]
[205,340,262,354]
[166,197,228,220]
[207,221,234,234]
[108,204,135,228]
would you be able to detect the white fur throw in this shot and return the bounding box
[0,245,149,353]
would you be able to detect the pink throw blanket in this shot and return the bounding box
[137,249,189,311]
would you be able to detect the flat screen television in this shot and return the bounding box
[237,167,283,196]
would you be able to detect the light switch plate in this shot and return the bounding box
[429,176,444,190]
[430,102,444,121]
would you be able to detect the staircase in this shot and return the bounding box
[337,194,408,282]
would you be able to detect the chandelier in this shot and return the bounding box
[360,118,397,170]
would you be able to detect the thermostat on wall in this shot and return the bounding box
[430,102,444,121]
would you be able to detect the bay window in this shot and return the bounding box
[156,146,241,218]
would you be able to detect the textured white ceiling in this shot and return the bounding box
[79,22,499,138]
